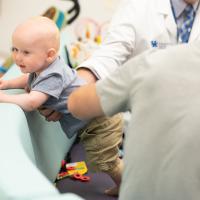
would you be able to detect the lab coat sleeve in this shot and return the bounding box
[77,0,136,79]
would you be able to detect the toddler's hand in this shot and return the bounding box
[0,90,5,99]
[0,79,9,90]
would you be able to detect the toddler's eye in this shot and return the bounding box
[23,51,30,55]
[11,47,18,52]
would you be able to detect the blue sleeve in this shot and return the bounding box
[31,74,63,99]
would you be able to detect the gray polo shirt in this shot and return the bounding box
[96,43,200,200]
[28,56,88,138]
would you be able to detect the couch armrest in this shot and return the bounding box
[1,64,76,181]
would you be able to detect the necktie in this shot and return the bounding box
[178,4,195,43]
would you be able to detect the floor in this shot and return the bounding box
[56,143,118,200]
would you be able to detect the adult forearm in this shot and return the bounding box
[68,83,104,120]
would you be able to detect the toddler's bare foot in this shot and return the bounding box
[104,158,123,196]
[104,186,119,196]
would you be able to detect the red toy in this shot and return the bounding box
[72,173,90,182]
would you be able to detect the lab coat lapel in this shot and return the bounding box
[156,0,177,40]
[165,12,177,39]
[189,6,200,42]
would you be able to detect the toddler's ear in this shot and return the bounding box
[47,48,57,62]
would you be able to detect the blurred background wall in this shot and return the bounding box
[0,0,120,59]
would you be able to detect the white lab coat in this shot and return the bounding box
[79,0,200,79]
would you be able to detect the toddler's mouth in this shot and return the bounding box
[19,65,26,68]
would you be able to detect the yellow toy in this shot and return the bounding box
[56,161,89,181]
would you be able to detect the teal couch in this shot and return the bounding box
[0,35,83,200]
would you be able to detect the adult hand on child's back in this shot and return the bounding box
[38,106,62,122]
[38,68,96,122]
[77,68,97,83]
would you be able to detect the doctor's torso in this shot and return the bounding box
[79,0,200,79]
[113,0,200,56]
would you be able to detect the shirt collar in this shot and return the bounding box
[171,0,199,18]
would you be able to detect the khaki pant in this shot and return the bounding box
[79,113,123,173]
